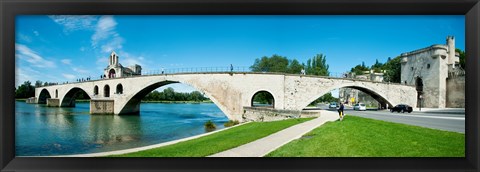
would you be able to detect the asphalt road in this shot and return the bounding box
[313,104,465,133]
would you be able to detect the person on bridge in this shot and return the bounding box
[230,64,233,72]
[338,102,345,121]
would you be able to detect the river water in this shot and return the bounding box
[15,101,229,156]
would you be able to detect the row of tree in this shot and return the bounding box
[250,54,329,76]
[142,87,209,102]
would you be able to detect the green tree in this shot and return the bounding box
[250,55,289,73]
[456,48,465,69]
[305,54,330,76]
[287,59,304,74]
[308,92,339,106]
[371,59,384,72]
[15,81,35,98]
[383,56,402,83]
[35,80,43,87]
[350,63,370,75]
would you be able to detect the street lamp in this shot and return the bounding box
[419,94,423,111]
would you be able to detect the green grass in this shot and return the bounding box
[110,118,313,157]
[267,115,464,157]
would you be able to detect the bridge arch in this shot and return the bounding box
[299,84,394,111]
[250,90,275,108]
[60,87,91,107]
[116,79,234,120]
[38,88,52,104]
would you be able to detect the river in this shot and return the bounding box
[15,101,229,156]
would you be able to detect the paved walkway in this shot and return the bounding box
[209,110,339,157]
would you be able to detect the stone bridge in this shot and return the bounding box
[33,72,417,121]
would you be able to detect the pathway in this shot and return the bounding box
[209,110,339,157]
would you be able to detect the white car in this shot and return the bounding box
[353,103,366,111]
[329,102,338,109]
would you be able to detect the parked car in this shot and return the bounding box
[390,104,413,113]
[353,103,366,111]
[329,102,338,109]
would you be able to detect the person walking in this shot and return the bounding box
[230,64,233,72]
[338,102,345,121]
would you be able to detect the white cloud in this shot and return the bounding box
[101,36,124,53]
[91,15,118,48]
[15,67,39,87]
[49,15,98,33]
[15,43,55,68]
[33,30,39,36]
[62,74,76,80]
[17,33,32,43]
[61,59,71,65]
[72,67,89,74]
[80,47,86,52]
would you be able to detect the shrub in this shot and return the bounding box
[223,120,240,127]
[204,120,216,132]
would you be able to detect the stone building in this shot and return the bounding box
[104,51,142,78]
[339,87,380,107]
[346,70,385,82]
[400,36,465,108]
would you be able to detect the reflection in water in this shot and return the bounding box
[89,115,142,146]
[15,101,228,156]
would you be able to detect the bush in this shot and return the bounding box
[204,120,216,132]
[223,120,240,127]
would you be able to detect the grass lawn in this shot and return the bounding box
[110,118,313,157]
[267,115,464,157]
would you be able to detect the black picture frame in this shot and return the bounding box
[1,0,479,172]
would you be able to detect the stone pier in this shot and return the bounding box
[46,98,60,107]
[90,99,115,115]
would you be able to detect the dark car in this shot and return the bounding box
[390,104,413,113]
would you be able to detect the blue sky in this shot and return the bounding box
[15,15,465,94]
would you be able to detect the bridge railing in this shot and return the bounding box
[141,66,250,75]
[50,67,407,87]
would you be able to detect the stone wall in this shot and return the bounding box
[242,107,301,122]
[446,76,465,108]
[46,98,60,107]
[242,107,321,122]
[90,99,115,114]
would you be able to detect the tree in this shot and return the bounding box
[305,54,330,76]
[250,55,289,73]
[371,59,384,72]
[287,59,304,74]
[35,80,43,87]
[350,64,370,75]
[308,92,339,106]
[383,56,402,83]
[456,48,465,69]
[15,81,35,98]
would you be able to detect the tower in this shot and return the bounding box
[110,51,119,66]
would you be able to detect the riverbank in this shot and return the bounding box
[109,118,313,157]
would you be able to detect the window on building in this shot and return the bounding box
[427,64,430,69]
[411,67,414,71]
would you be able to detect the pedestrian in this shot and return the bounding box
[301,68,306,75]
[162,67,165,74]
[338,102,345,121]
[230,64,233,72]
